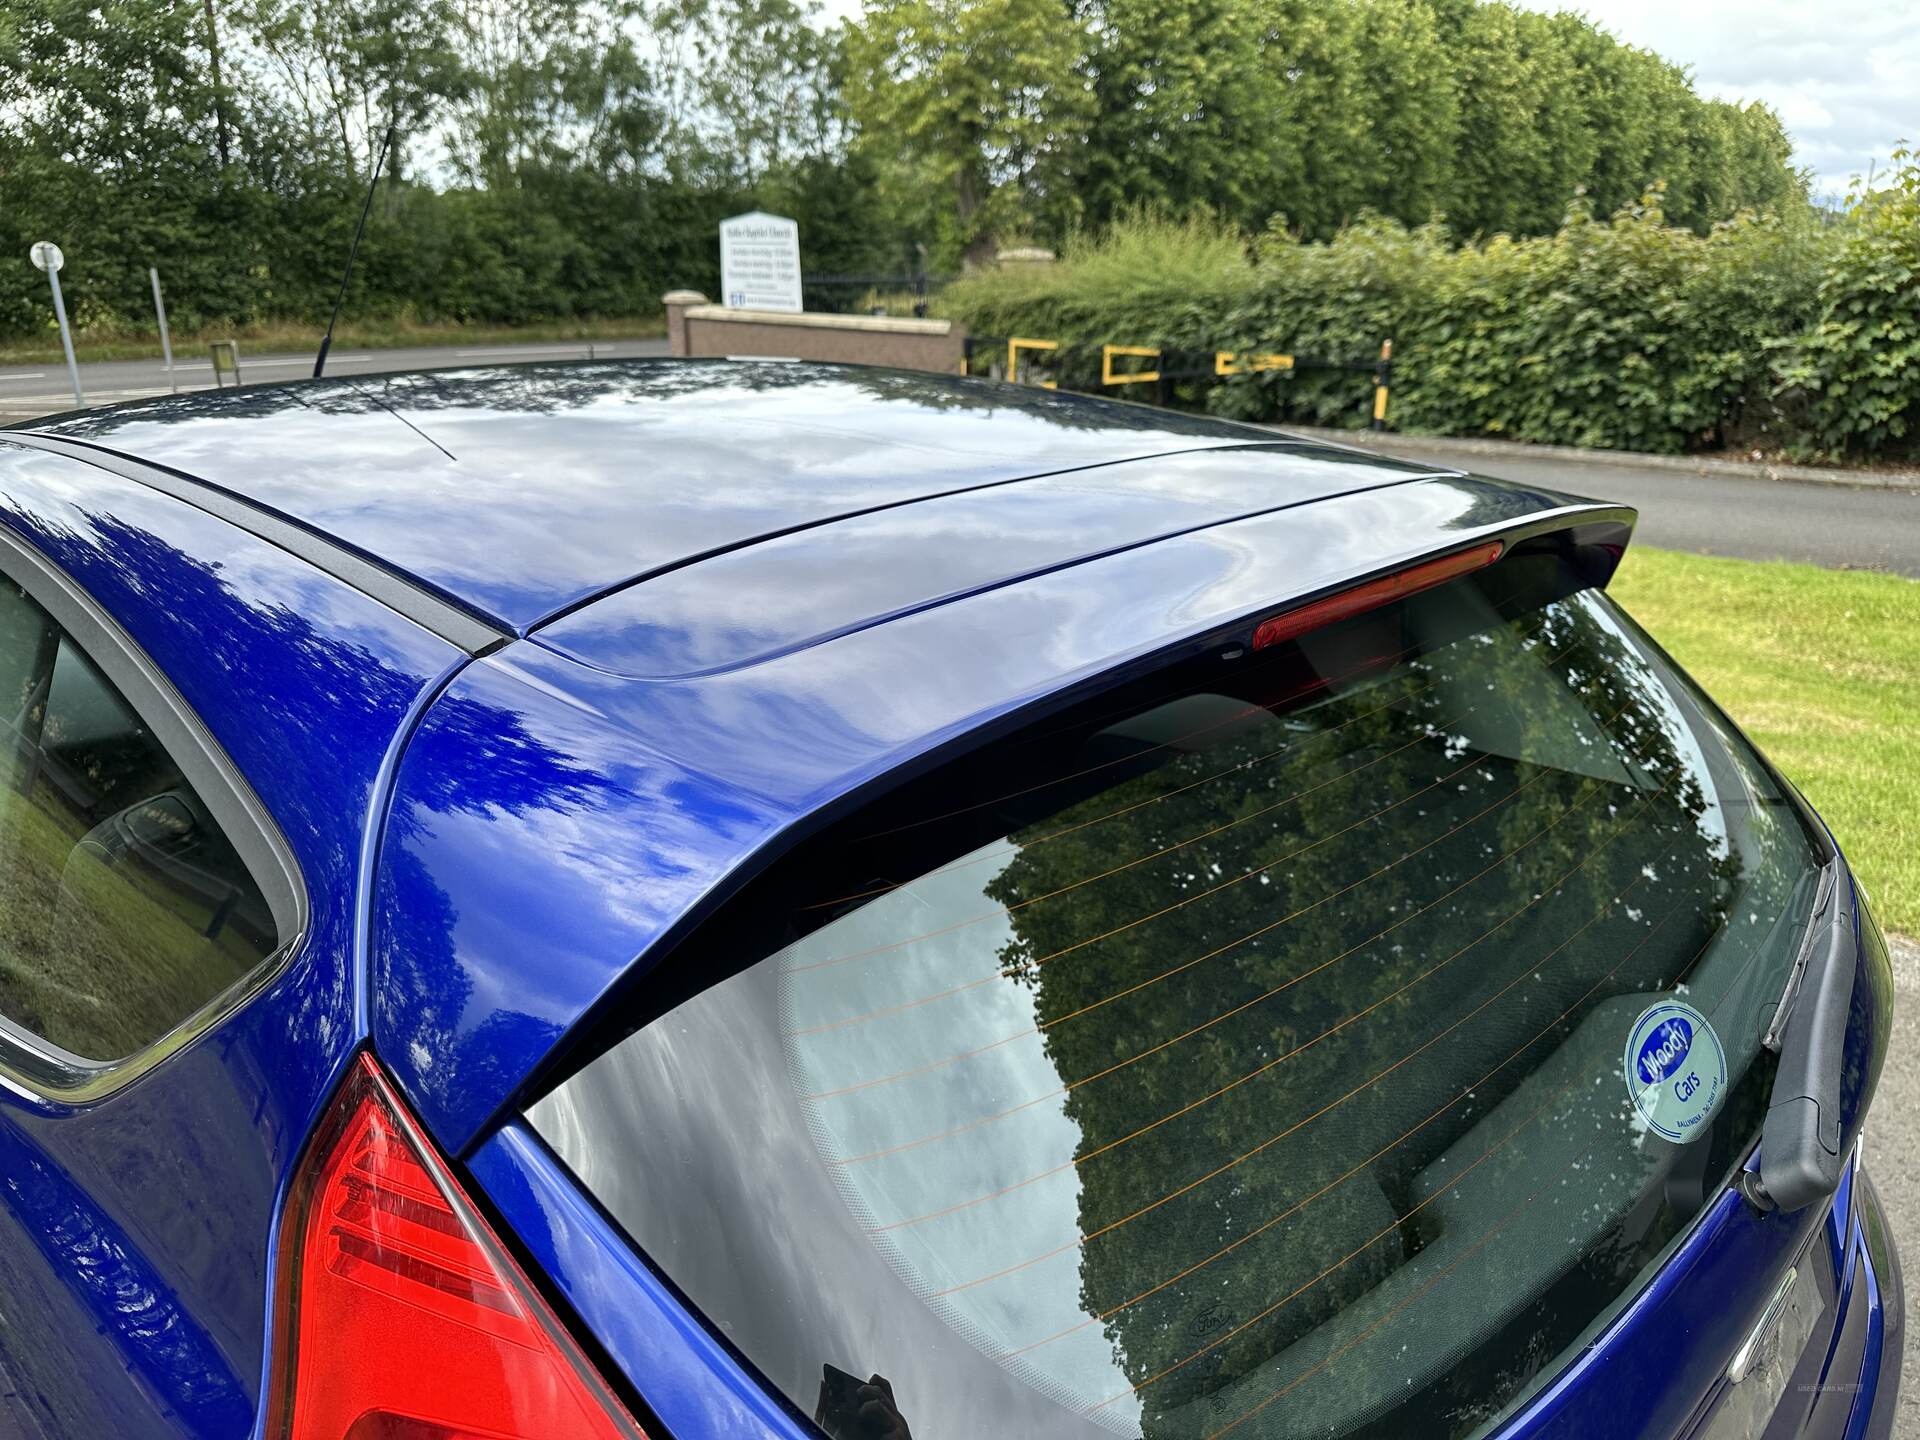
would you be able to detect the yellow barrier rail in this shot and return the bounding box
[1215,351,1294,376]
[1007,337,1059,389]
[964,334,1395,430]
[1101,344,1161,385]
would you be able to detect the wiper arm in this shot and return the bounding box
[1741,860,1855,1213]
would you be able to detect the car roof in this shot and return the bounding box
[22,360,1455,636]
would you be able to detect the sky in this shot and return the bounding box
[1522,0,1919,201]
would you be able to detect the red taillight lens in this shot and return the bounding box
[268,1054,644,1440]
[1251,540,1505,651]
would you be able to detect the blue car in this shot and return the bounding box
[0,361,1899,1440]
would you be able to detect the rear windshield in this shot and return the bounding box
[530,558,1818,1440]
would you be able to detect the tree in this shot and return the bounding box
[0,0,254,329]
[1774,149,1920,456]
[1437,1,1592,237]
[1075,0,1285,231]
[0,0,1821,350]
[233,0,466,181]
[844,0,1095,265]
[1348,0,1457,229]
[441,0,659,187]
[653,0,849,186]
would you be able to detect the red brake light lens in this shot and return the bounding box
[269,1054,644,1440]
[1251,540,1506,651]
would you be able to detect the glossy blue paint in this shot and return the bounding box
[0,440,456,1437]
[35,362,1370,632]
[372,472,1621,1150]
[1846,1233,1889,1440]
[469,1122,811,1440]
[536,444,1451,680]
[352,653,471,1039]
[0,363,1899,1440]
[1850,1172,1904,1440]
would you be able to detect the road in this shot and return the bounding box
[0,336,669,423]
[1321,433,1920,578]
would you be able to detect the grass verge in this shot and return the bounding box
[0,314,666,367]
[1610,547,1920,934]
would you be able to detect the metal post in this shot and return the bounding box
[46,267,83,408]
[1372,339,1393,431]
[150,266,176,393]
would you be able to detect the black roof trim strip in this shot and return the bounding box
[0,430,511,656]
[524,440,1456,634]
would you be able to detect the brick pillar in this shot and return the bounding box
[662,291,708,357]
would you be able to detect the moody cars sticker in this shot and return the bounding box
[1624,1000,1727,1143]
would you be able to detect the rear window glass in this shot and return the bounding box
[0,575,282,1063]
[531,561,1817,1440]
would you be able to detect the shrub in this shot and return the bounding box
[1773,149,1920,458]
[938,189,1905,459]
[937,211,1256,344]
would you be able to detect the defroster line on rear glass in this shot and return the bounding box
[811,687,1641,1111]
[820,748,1580,1130]
[984,880,1695,1352]
[843,608,1561,850]
[864,762,1676,1235]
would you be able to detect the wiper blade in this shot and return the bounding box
[1742,859,1855,1213]
[1763,864,1836,1052]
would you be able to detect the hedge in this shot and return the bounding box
[0,154,908,344]
[939,164,1920,461]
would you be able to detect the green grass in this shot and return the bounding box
[0,313,665,367]
[1610,547,1920,934]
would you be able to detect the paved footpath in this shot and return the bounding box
[1282,427,1920,579]
[0,336,670,423]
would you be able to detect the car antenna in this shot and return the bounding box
[314,124,395,380]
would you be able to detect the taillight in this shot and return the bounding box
[1251,540,1505,650]
[268,1053,644,1440]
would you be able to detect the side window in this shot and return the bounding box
[0,574,282,1064]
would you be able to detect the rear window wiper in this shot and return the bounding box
[1742,860,1855,1213]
